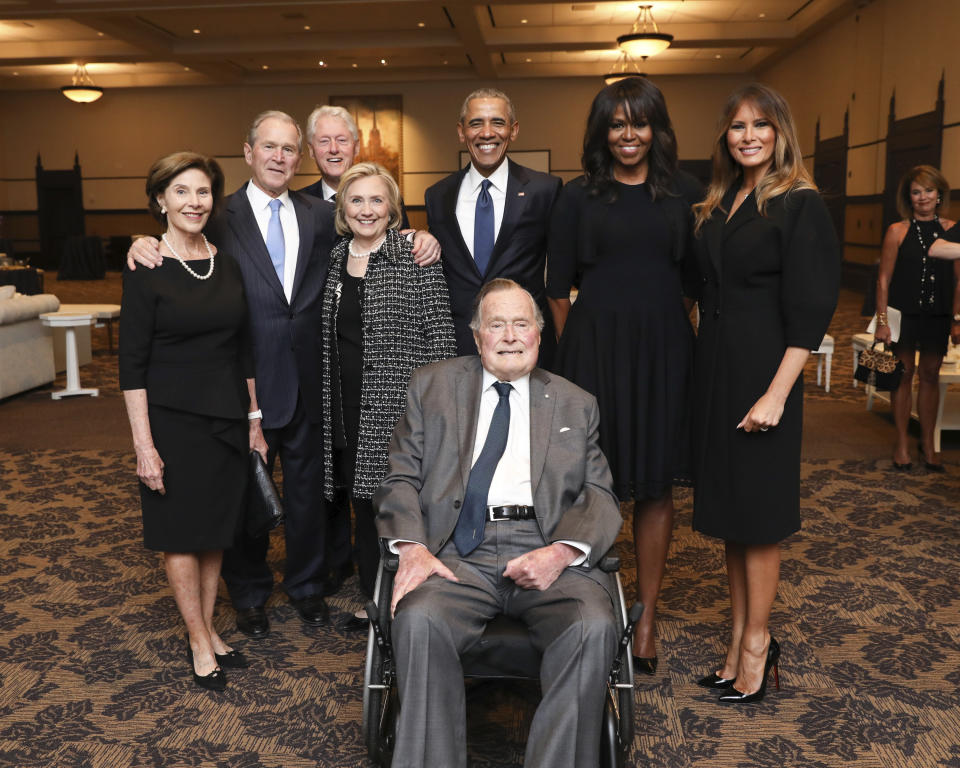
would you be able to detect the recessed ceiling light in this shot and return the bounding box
[97,32,104,37]
[380,59,387,65]
[443,60,449,65]
[262,64,269,69]
[184,66,191,71]
[12,71,19,76]
[525,57,532,62]
[715,54,722,59]
[521,18,528,24]
[318,60,326,67]
[352,63,358,68]
[192,28,200,34]
[759,12,766,18]
[303,24,311,30]
[417,21,425,27]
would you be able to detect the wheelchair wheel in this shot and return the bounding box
[600,572,636,768]
[362,560,399,766]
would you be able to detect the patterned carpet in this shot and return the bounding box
[1,275,959,767]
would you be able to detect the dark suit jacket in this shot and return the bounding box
[206,183,336,430]
[299,179,411,230]
[424,160,562,361]
[373,356,622,596]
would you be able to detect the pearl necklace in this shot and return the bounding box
[349,234,386,260]
[162,233,215,280]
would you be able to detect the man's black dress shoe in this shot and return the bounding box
[322,562,355,597]
[291,594,330,626]
[632,655,658,675]
[236,606,270,638]
[341,613,369,633]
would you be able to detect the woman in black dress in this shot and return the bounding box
[691,84,839,703]
[320,162,456,628]
[874,166,957,471]
[120,152,267,691]
[547,78,701,673]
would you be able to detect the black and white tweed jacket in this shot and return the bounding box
[320,228,457,499]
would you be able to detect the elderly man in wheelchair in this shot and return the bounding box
[364,280,639,768]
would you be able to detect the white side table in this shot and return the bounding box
[813,334,834,392]
[40,312,99,399]
[58,303,121,353]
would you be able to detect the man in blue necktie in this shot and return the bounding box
[424,90,562,368]
[375,278,622,768]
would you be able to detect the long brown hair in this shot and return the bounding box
[694,83,816,233]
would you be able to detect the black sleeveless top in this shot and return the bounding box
[888,218,954,315]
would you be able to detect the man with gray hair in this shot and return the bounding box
[300,104,409,228]
[424,88,562,366]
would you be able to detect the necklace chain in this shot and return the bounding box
[913,217,940,307]
[349,234,386,260]
[162,233,215,280]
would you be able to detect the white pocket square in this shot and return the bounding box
[559,427,571,433]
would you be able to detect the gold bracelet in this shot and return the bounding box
[877,312,888,328]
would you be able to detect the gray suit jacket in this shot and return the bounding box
[374,356,622,590]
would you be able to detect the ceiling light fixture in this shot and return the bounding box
[617,4,672,60]
[60,63,104,103]
[602,51,645,85]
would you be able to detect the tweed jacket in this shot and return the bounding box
[320,228,457,499]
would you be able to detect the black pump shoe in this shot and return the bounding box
[215,649,249,669]
[632,655,658,675]
[697,671,736,689]
[718,637,780,704]
[186,641,227,691]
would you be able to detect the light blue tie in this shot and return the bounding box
[266,198,285,285]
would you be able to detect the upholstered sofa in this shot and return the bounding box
[0,285,59,399]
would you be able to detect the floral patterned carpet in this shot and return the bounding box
[1,275,959,767]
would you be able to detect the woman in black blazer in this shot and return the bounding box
[319,162,456,627]
[691,84,839,703]
[120,152,268,691]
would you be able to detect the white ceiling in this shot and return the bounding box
[0,0,865,91]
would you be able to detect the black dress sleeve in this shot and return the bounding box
[118,266,156,390]
[546,179,585,299]
[779,189,841,350]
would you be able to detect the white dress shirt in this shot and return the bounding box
[319,179,337,202]
[246,181,300,303]
[455,159,510,261]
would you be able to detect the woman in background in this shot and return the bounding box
[121,152,267,691]
[691,84,839,703]
[320,162,456,628]
[874,165,957,471]
[546,77,701,674]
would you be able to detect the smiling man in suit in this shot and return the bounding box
[375,278,622,768]
[424,89,562,367]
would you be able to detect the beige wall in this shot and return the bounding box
[0,74,745,213]
[760,0,960,195]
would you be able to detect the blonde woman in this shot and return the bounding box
[690,84,839,703]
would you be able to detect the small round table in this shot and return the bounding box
[40,311,99,399]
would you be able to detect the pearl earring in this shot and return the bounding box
[160,206,166,214]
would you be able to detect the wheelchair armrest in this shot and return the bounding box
[384,554,399,572]
[598,555,620,572]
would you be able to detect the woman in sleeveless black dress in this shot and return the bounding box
[875,165,957,471]
[547,78,701,673]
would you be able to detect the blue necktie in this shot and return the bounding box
[266,198,285,285]
[453,381,512,556]
[473,179,494,275]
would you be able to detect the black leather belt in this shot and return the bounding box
[487,505,536,521]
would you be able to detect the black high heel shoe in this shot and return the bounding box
[186,640,227,691]
[215,649,249,669]
[632,655,658,676]
[718,636,779,704]
[697,671,736,689]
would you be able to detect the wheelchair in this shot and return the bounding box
[361,551,641,767]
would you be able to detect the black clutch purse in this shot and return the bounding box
[246,451,284,538]
[855,342,905,392]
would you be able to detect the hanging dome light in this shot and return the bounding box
[602,51,646,85]
[617,5,673,60]
[60,64,104,103]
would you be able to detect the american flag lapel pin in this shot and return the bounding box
[517,192,525,197]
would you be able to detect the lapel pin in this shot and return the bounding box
[544,393,549,398]
[517,192,525,197]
